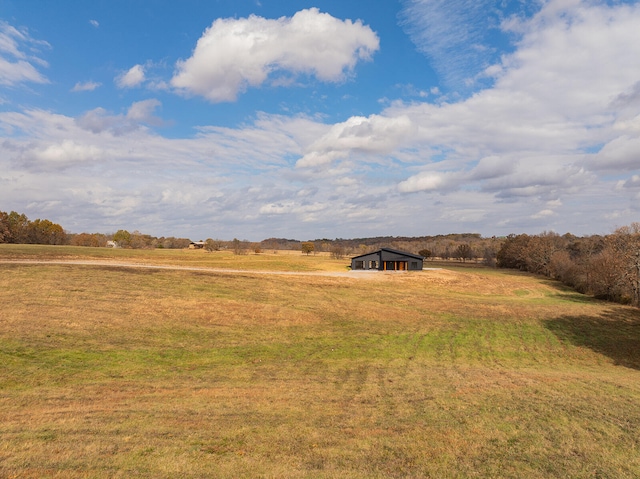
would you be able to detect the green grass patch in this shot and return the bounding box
[1,248,640,477]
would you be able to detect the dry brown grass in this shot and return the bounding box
[1,245,640,478]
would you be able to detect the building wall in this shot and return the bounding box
[351,252,381,270]
[351,250,423,270]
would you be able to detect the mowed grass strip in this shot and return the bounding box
[1,247,640,478]
[0,243,347,271]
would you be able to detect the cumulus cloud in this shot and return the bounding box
[34,140,102,164]
[590,135,640,172]
[71,81,101,92]
[397,172,446,193]
[296,114,414,168]
[3,1,640,239]
[126,99,162,123]
[0,21,50,86]
[386,1,640,198]
[171,8,379,102]
[12,138,104,171]
[115,64,146,88]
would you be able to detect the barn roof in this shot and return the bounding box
[351,247,424,261]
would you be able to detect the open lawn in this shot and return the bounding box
[1,245,639,478]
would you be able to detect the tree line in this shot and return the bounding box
[0,211,191,249]
[496,226,640,307]
[3,210,639,307]
[0,211,66,245]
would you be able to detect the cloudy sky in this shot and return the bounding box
[1,0,639,241]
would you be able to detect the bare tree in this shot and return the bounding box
[330,245,345,259]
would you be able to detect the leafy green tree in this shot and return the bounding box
[113,229,131,248]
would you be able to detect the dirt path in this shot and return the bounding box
[0,259,390,278]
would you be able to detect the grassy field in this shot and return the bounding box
[0,244,347,272]
[1,244,639,478]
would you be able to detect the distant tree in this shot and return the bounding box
[418,249,432,260]
[585,248,629,302]
[161,237,191,249]
[330,244,345,260]
[496,234,530,270]
[232,238,247,255]
[453,244,474,262]
[70,233,107,247]
[525,231,564,276]
[593,224,640,306]
[204,238,222,252]
[27,219,67,245]
[113,229,131,248]
[0,211,66,245]
[0,211,11,243]
[301,242,315,255]
[481,246,497,268]
[548,249,580,287]
[6,211,30,243]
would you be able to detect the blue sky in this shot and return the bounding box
[1,0,639,241]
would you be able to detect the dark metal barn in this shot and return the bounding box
[350,248,424,271]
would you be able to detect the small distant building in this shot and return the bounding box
[351,248,424,271]
[189,241,205,249]
[106,241,118,248]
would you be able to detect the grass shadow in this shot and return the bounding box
[539,279,599,304]
[545,307,640,369]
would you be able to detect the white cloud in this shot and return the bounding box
[171,8,379,102]
[71,81,101,92]
[397,172,445,193]
[469,156,515,181]
[34,140,103,165]
[115,64,146,88]
[399,0,529,91]
[296,114,415,168]
[622,175,640,190]
[259,201,325,217]
[591,135,640,172]
[126,99,162,123]
[89,20,99,28]
[0,21,49,86]
[532,209,556,219]
[75,99,163,135]
[3,1,640,240]
[388,1,640,191]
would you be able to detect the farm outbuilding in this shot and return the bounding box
[351,248,424,271]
